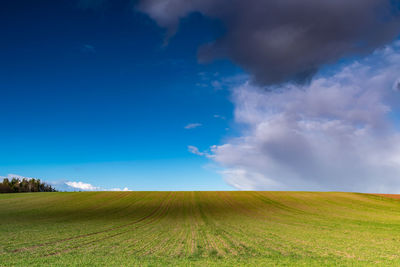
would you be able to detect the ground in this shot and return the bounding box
[1,191,400,266]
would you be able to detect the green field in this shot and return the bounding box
[1,191,400,266]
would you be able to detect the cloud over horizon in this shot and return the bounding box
[64,181,131,191]
[65,181,100,191]
[138,0,400,85]
[208,43,400,193]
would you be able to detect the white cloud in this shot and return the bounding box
[184,123,202,129]
[209,42,400,193]
[188,145,205,156]
[65,181,100,191]
[108,187,131,191]
[219,169,281,191]
[188,145,216,159]
[63,181,131,191]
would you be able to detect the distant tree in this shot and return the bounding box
[0,179,12,193]
[0,182,12,193]
[0,177,57,193]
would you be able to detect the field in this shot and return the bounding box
[1,192,400,266]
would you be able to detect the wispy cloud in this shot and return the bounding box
[195,72,248,91]
[213,114,226,120]
[188,145,205,156]
[81,44,96,54]
[188,145,214,159]
[184,123,202,129]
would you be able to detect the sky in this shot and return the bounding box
[1,0,400,192]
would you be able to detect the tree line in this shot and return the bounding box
[0,177,57,193]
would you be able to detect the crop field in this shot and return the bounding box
[1,192,400,266]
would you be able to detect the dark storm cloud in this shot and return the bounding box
[137,0,400,85]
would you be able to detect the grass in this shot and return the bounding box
[1,191,400,266]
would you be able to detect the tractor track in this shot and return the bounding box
[11,192,173,254]
[42,192,177,256]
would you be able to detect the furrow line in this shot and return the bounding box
[11,193,172,253]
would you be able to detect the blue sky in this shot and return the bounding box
[1,0,400,192]
[0,0,243,190]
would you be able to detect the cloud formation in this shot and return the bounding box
[209,42,400,193]
[184,123,202,129]
[64,181,131,191]
[188,145,205,156]
[65,181,100,191]
[109,187,130,191]
[138,0,400,85]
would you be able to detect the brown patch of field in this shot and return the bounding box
[374,194,400,200]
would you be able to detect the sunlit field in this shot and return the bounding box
[1,191,400,266]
